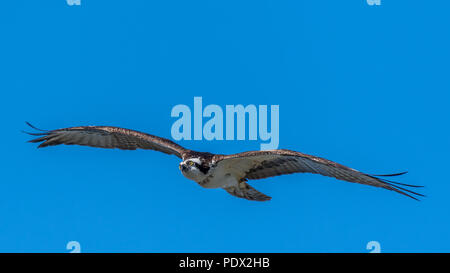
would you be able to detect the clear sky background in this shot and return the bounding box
[0,0,449,252]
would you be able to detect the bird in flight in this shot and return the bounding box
[24,122,423,201]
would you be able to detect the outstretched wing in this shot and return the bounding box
[24,122,188,159]
[213,149,424,200]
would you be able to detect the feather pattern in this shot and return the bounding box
[213,150,424,200]
[25,123,188,159]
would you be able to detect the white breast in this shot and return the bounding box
[199,163,239,189]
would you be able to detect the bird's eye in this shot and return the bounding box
[188,161,194,166]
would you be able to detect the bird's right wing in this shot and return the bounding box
[24,122,188,159]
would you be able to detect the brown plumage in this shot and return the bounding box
[25,122,187,158]
[212,150,423,200]
[24,122,424,201]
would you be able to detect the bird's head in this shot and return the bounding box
[179,158,209,181]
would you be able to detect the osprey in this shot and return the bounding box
[24,122,423,201]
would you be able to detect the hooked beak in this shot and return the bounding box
[179,163,187,172]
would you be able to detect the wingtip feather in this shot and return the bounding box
[25,122,48,132]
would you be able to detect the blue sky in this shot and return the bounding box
[0,0,449,252]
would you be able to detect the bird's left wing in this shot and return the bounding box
[213,149,424,200]
[24,122,188,159]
